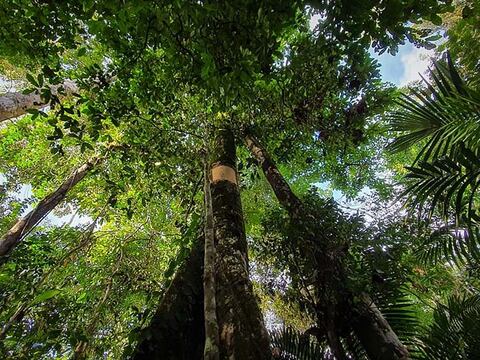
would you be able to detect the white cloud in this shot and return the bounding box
[399,47,434,86]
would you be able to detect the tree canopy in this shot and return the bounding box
[0,0,479,359]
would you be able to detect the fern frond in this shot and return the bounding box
[374,292,422,354]
[415,224,480,266]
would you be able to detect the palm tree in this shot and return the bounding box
[389,53,480,261]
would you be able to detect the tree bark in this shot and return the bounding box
[0,80,78,123]
[244,133,304,219]
[133,237,205,360]
[0,157,98,261]
[203,155,220,360]
[352,293,410,360]
[244,132,410,359]
[211,128,271,359]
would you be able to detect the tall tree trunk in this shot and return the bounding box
[203,155,220,360]
[211,128,271,359]
[0,157,98,261]
[0,80,78,123]
[133,237,205,360]
[244,132,410,359]
[352,293,410,360]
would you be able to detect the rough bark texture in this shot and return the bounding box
[0,158,97,262]
[0,80,78,122]
[245,133,410,359]
[244,133,303,218]
[211,128,271,360]
[203,159,220,360]
[352,293,411,360]
[133,238,205,360]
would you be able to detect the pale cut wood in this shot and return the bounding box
[0,80,78,122]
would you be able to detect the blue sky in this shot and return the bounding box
[309,13,435,87]
[372,42,434,86]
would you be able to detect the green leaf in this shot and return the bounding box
[425,34,442,42]
[82,0,94,12]
[0,273,11,284]
[77,47,87,57]
[32,289,61,305]
[22,88,36,95]
[26,73,38,87]
[76,292,87,303]
[430,14,442,26]
[26,108,39,115]
[37,73,44,87]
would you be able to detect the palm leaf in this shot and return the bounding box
[418,294,480,360]
[414,224,477,266]
[373,291,423,354]
[401,146,480,226]
[270,327,327,359]
[388,53,480,160]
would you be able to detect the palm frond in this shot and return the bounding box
[388,53,480,161]
[373,292,422,354]
[402,145,480,223]
[270,327,327,360]
[418,294,480,360]
[415,224,480,266]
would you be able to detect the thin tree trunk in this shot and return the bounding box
[210,128,271,359]
[0,157,98,261]
[133,237,205,360]
[0,80,78,123]
[203,154,219,360]
[245,132,410,359]
[244,133,304,218]
[352,293,410,360]
[0,303,27,341]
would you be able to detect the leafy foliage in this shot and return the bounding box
[419,294,480,359]
[389,54,480,266]
[0,1,478,358]
[270,327,327,360]
[439,0,480,80]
